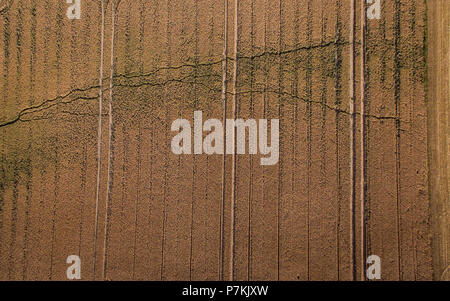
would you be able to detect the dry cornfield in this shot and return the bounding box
[0,0,448,281]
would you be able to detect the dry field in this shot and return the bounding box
[0,0,448,280]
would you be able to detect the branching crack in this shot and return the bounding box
[0,39,397,129]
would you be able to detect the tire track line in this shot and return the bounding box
[188,0,200,280]
[380,0,387,86]
[39,0,50,280]
[49,1,64,280]
[408,0,418,280]
[394,0,402,281]
[121,0,132,279]
[360,0,367,281]
[0,40,367,129]
[132,0,147,280]
[292,0,300,210]
[103,0,120,280]
[306,0,312,280]
[349,0,357,281]
[93,0,106,280]
[0,6,9,263]
[319,0,328,278]
[1,0,11,280]
[229,0,239,281]
[0,1,10,276]
[160,0,171,280]
[292,0,301,280]
[147,116,154,278]
[334,0,342,280]
[7,0,23,280]
[276,0,284,281]
[77,0,93,265]
[22,0,37,280]
[364,0,372,277]
[262,0,269,279]
[247,0,255,281]
[146,0,159,280]
[205,0,215,280]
